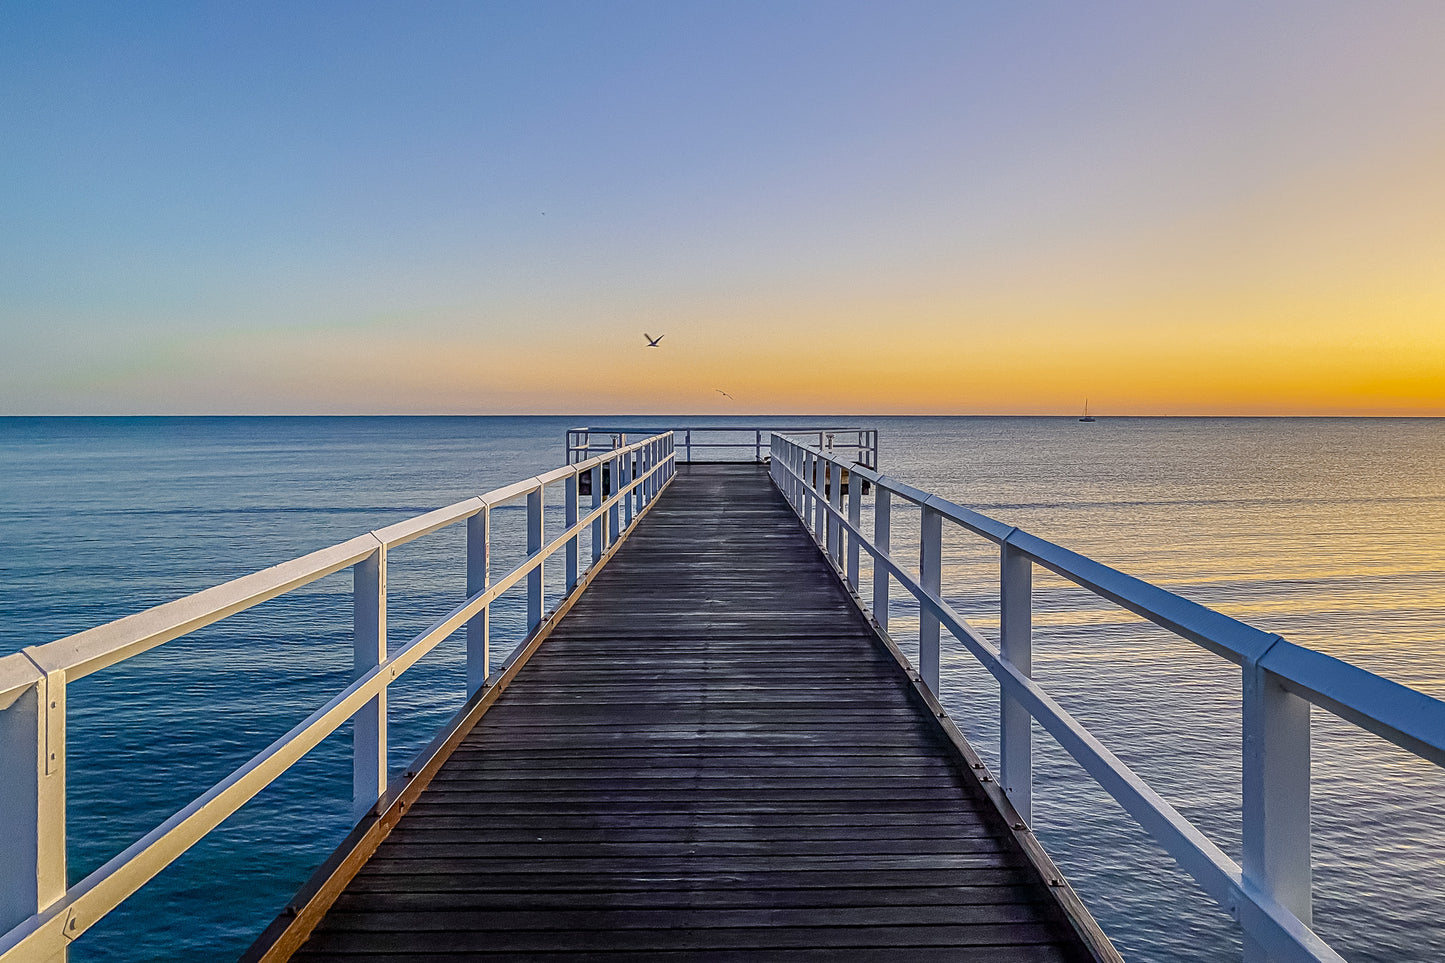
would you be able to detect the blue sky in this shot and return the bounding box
[4,2,1443,413]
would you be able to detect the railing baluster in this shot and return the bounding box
[527,486,543,631]
[847,466,861,590]
[919,504,942,692]
[353,546,387,819]
[608,453,621,546]
[792,445,802,509]
[1242,662,1312,963]
[466,506,490,694]
[0,655,66,956]
[873,488,891,630]
[650,439,658,496]
[622,450,634,528]
[588,463,603,566]
[1000,541,1033,822]
[812,453,825,540]
[791,451,803,517]
[565,472,579,592]
[828,460,842,566]
[640,442,649,505]
[799,449,808,518]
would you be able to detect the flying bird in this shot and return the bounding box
[644,333,664,347]
[715,389,733,400]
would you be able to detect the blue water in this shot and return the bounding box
[2,416,1443,961]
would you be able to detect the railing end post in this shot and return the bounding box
[1000,542,1033,824]
[352,546,388,822]
[1242,662,1313,958]
[0,660,67,942]
[918,504,943,693]
[466,508,491,695]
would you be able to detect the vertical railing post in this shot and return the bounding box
[639,442,649,506]
[755,429,762,463]
[794,443,801,504]
[919,504,942,692]
[782,439,790,497]
[608,453,621,545]
[621,442,632,517]
[642,441,653,506]
[685,429,692,463]
[800,450,809,521]
[590,461,604,565]
[1000,540,1033,822]
[353,544,387,820]
[812,453,825,540]
[789,444,800,508]
[797,445,805,511]
[873,487,891,630]
[1242,661,1312,962]
[797,449,807,517]
[466,505,490,694]
[565,471,579,591]
[847,466,862,591]
[0,653,66,956]
[527,485,544,631]
[827,460,842,565]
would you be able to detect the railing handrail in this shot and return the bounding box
[0,435,663,703]
[569,424,876,432]
[0,432,678,961]
[565,425,877,469]
[771,433,1445,963]
[785,439,1445,765]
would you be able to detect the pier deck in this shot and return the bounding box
[266,464,1108,961]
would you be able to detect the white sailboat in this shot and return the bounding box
[1079,400,1096,423]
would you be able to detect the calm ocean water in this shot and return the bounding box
[2,415,1443,962]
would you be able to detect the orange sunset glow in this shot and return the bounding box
[3,3,1443,415]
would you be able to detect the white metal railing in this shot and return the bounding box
[0,432,676,962]
[771,432,1445,963]
[567,425,877,469]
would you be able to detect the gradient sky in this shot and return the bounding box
[3,1,1443,415]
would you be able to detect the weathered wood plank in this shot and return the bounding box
[293,946,1079,963]
[313,903,1055,930]
[338,867,1043,893]
[296,922,1070,952]
[328,884,1053,911]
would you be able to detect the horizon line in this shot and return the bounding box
[4,412,1443,420]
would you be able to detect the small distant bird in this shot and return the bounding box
[644,333,664,347]
[715,388,733,400]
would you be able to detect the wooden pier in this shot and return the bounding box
[253,464,1114,961]
[8,427,1442,962]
